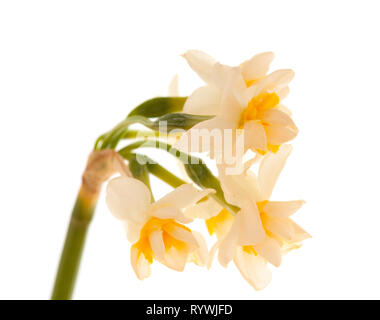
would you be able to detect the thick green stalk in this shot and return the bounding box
[52,149,119,300]
[51,186,97,300]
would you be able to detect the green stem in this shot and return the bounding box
[99,116,154,150]
[51,186,97,300]
[119,143,239,214]
[122,130,161,140]
[146,162,187,188]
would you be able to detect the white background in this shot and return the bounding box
[1,0,379,300]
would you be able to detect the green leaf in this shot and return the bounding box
[128,97,187,118]
[152,113,213,131]
[184,162,238,214]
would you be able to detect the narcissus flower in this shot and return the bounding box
[106,177,213,279]
[176,50,297,157]
[208,145,310,290]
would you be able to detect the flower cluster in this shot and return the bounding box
[105,50,309,290]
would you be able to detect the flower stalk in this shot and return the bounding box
[51,150,129,300]
[51,186,97,300]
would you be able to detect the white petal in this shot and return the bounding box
[264,215,295,241]
[182,50,216,84]
[151,206,192,223]
[238,201,266,246]
[154,184,214,210]
[218,166,261,207]
[259,109,297,130]
[247,69,294,99]
[219,67,249,112]
[131,246,151,280]
[218,213,240,267]
[174,116,235,153]
[265,124,298,145]
[241,52,274,81]
[263,200,305,218]
[189,231,209,266]
[211,62,234,89]
[258,69,295,93]
[258,144,292,200]
[207,240,220,269]
[234,247,272,290]
[164,225,199,250]
[269,69,294,87]
[254,237,282,267]
[106,177,150,223]
[183,85,221,115]
[243,120,267,152]
[168,74,179,96]
[125,221,143,244]
[184,197,222,219]
[277,87,290,100]
[164,247,188,272]
[149,230,166,262]
[277,104,292,116]
[289,219,311,242]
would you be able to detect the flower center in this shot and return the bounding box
[242,245,258,255]
[133,217,190,263]
[205,209,234,237]
[239,92,280,129]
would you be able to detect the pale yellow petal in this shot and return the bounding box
[165,225,199,250]
[207,240,220,269]
[289,219,311,242]
[243,120,267,152]
[277,87,290,100]
[218,213,240,267]
[211,62,234,89]
[174,116,235,153]
[263,200,305,218]
[265,124,298,145]
[164,247,188,272]
[241,52,274,81]
[153,184,214,211]
[106,177,150,223]
[151,206,192,223]
[264,215,295,241]
[168,74,179,96]
[183,85,221,115]
[218,166,261,207]
[259,109,297,130]
[182,50,216,84]
[247,69,294,99]
[258,144,292,200]
[254,237,282,267]
[238,201,266,246]
[260,69,295,92]
[184,197,222,220]
[125,221,143,244]
[149,230,166,262]
[131,246,151,280]
[189,231,209,267]
[219,67,248,112]
[234,246,272,290]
